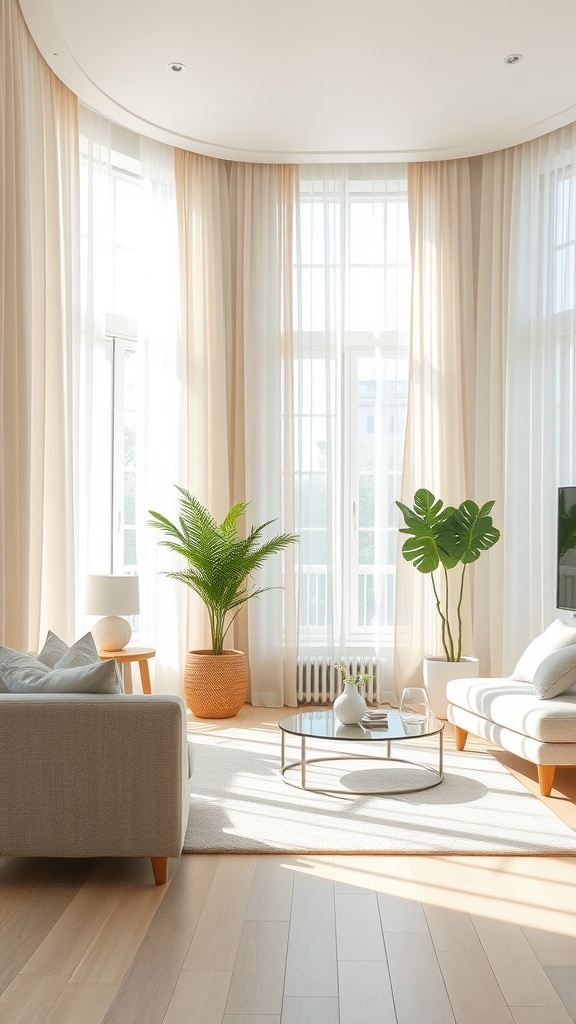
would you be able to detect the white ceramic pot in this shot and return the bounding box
[333,681,368,725]
[422,656,479,720]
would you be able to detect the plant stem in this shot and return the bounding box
[221,607,242,648]
[208,607,225,655]
[456,565,466,662]
[442,564,455,661]
[431,572,450,661]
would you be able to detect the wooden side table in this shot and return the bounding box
[99,647,156,694]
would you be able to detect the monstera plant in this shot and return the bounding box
[396,489,501,663]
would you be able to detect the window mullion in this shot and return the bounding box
[111,336,126,573]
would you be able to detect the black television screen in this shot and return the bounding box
[557,486,576,611]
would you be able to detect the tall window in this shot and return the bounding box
[79,122,142,576]
[78,109,182,683]
[293,166,410,653]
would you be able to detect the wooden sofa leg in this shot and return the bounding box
[537,765,556,797]
[151,856,168,885]
[453,725,468,751]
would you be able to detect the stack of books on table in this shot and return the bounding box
[362,708,390,728]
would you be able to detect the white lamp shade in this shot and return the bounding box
[85,575,140,616]
[85,575,139,652]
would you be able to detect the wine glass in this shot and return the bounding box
[400,687,429,722]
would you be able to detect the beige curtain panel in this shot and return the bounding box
[175,151,298,705]
[394,160,476,697]
[0,0,79,652]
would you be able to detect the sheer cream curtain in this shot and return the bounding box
[0,0,79,651]
[475,123,576,673]
[174,152,233,656]
[472,149,511,675]
[76,108,112,607]
[175,152,298,705]
[394,160,476,696]
[134,137,186,694]
[79,109,185,692]
[229,163,298,706]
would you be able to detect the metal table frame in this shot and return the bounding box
[279,711,444,796]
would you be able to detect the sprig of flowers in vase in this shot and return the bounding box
[334,662,371,690]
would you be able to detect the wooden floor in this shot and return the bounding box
[3,707,576,1024]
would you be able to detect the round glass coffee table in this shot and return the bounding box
[278,708,444,795]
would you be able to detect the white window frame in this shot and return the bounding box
[107,323,138,575]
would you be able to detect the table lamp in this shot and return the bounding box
[85,574,140,652]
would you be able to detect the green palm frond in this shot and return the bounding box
[149,489,298,654]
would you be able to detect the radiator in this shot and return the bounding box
[296,656,381,706]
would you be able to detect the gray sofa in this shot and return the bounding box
[0,692,191,884]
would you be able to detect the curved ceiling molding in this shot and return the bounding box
[19,0,576,163]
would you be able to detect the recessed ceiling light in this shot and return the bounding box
[168,62,186,73]
[504,54,523,65]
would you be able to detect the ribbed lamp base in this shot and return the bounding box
[92,616,132,652]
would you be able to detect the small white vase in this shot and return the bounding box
[333,682,368,725]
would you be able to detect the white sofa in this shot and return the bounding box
[0,692,191,883]
[446,677,576,796]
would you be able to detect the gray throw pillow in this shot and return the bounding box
[37,630,70,668]
[5,659,122,694]
[0,644,123,694]
[55,631,100,668]
[0,649,44,691]
[533,647,576,699]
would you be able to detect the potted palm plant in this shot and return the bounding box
[149,488,298,718]
[396,488,500,716]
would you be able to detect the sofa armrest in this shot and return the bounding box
[0,693,189,860]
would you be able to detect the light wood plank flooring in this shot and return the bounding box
[2,704,576,1024]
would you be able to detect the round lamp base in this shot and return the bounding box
[92,616,132,652]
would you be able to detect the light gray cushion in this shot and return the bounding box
[0,645,123,694]
[533,647,576,699]
[0,649,43,692]
[37,630,100,669]
[37,630,69,668]
[55,631,100,668]
[512,619,576,683]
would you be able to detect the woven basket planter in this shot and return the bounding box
[184,649,248,719]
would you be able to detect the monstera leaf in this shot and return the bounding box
[396,488,457,574]
[436,499,500,565]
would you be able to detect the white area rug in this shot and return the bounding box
[183,723,576,855]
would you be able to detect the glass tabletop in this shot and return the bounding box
[278,708,443,742]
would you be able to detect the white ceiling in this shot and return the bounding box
[19,0,576,163]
